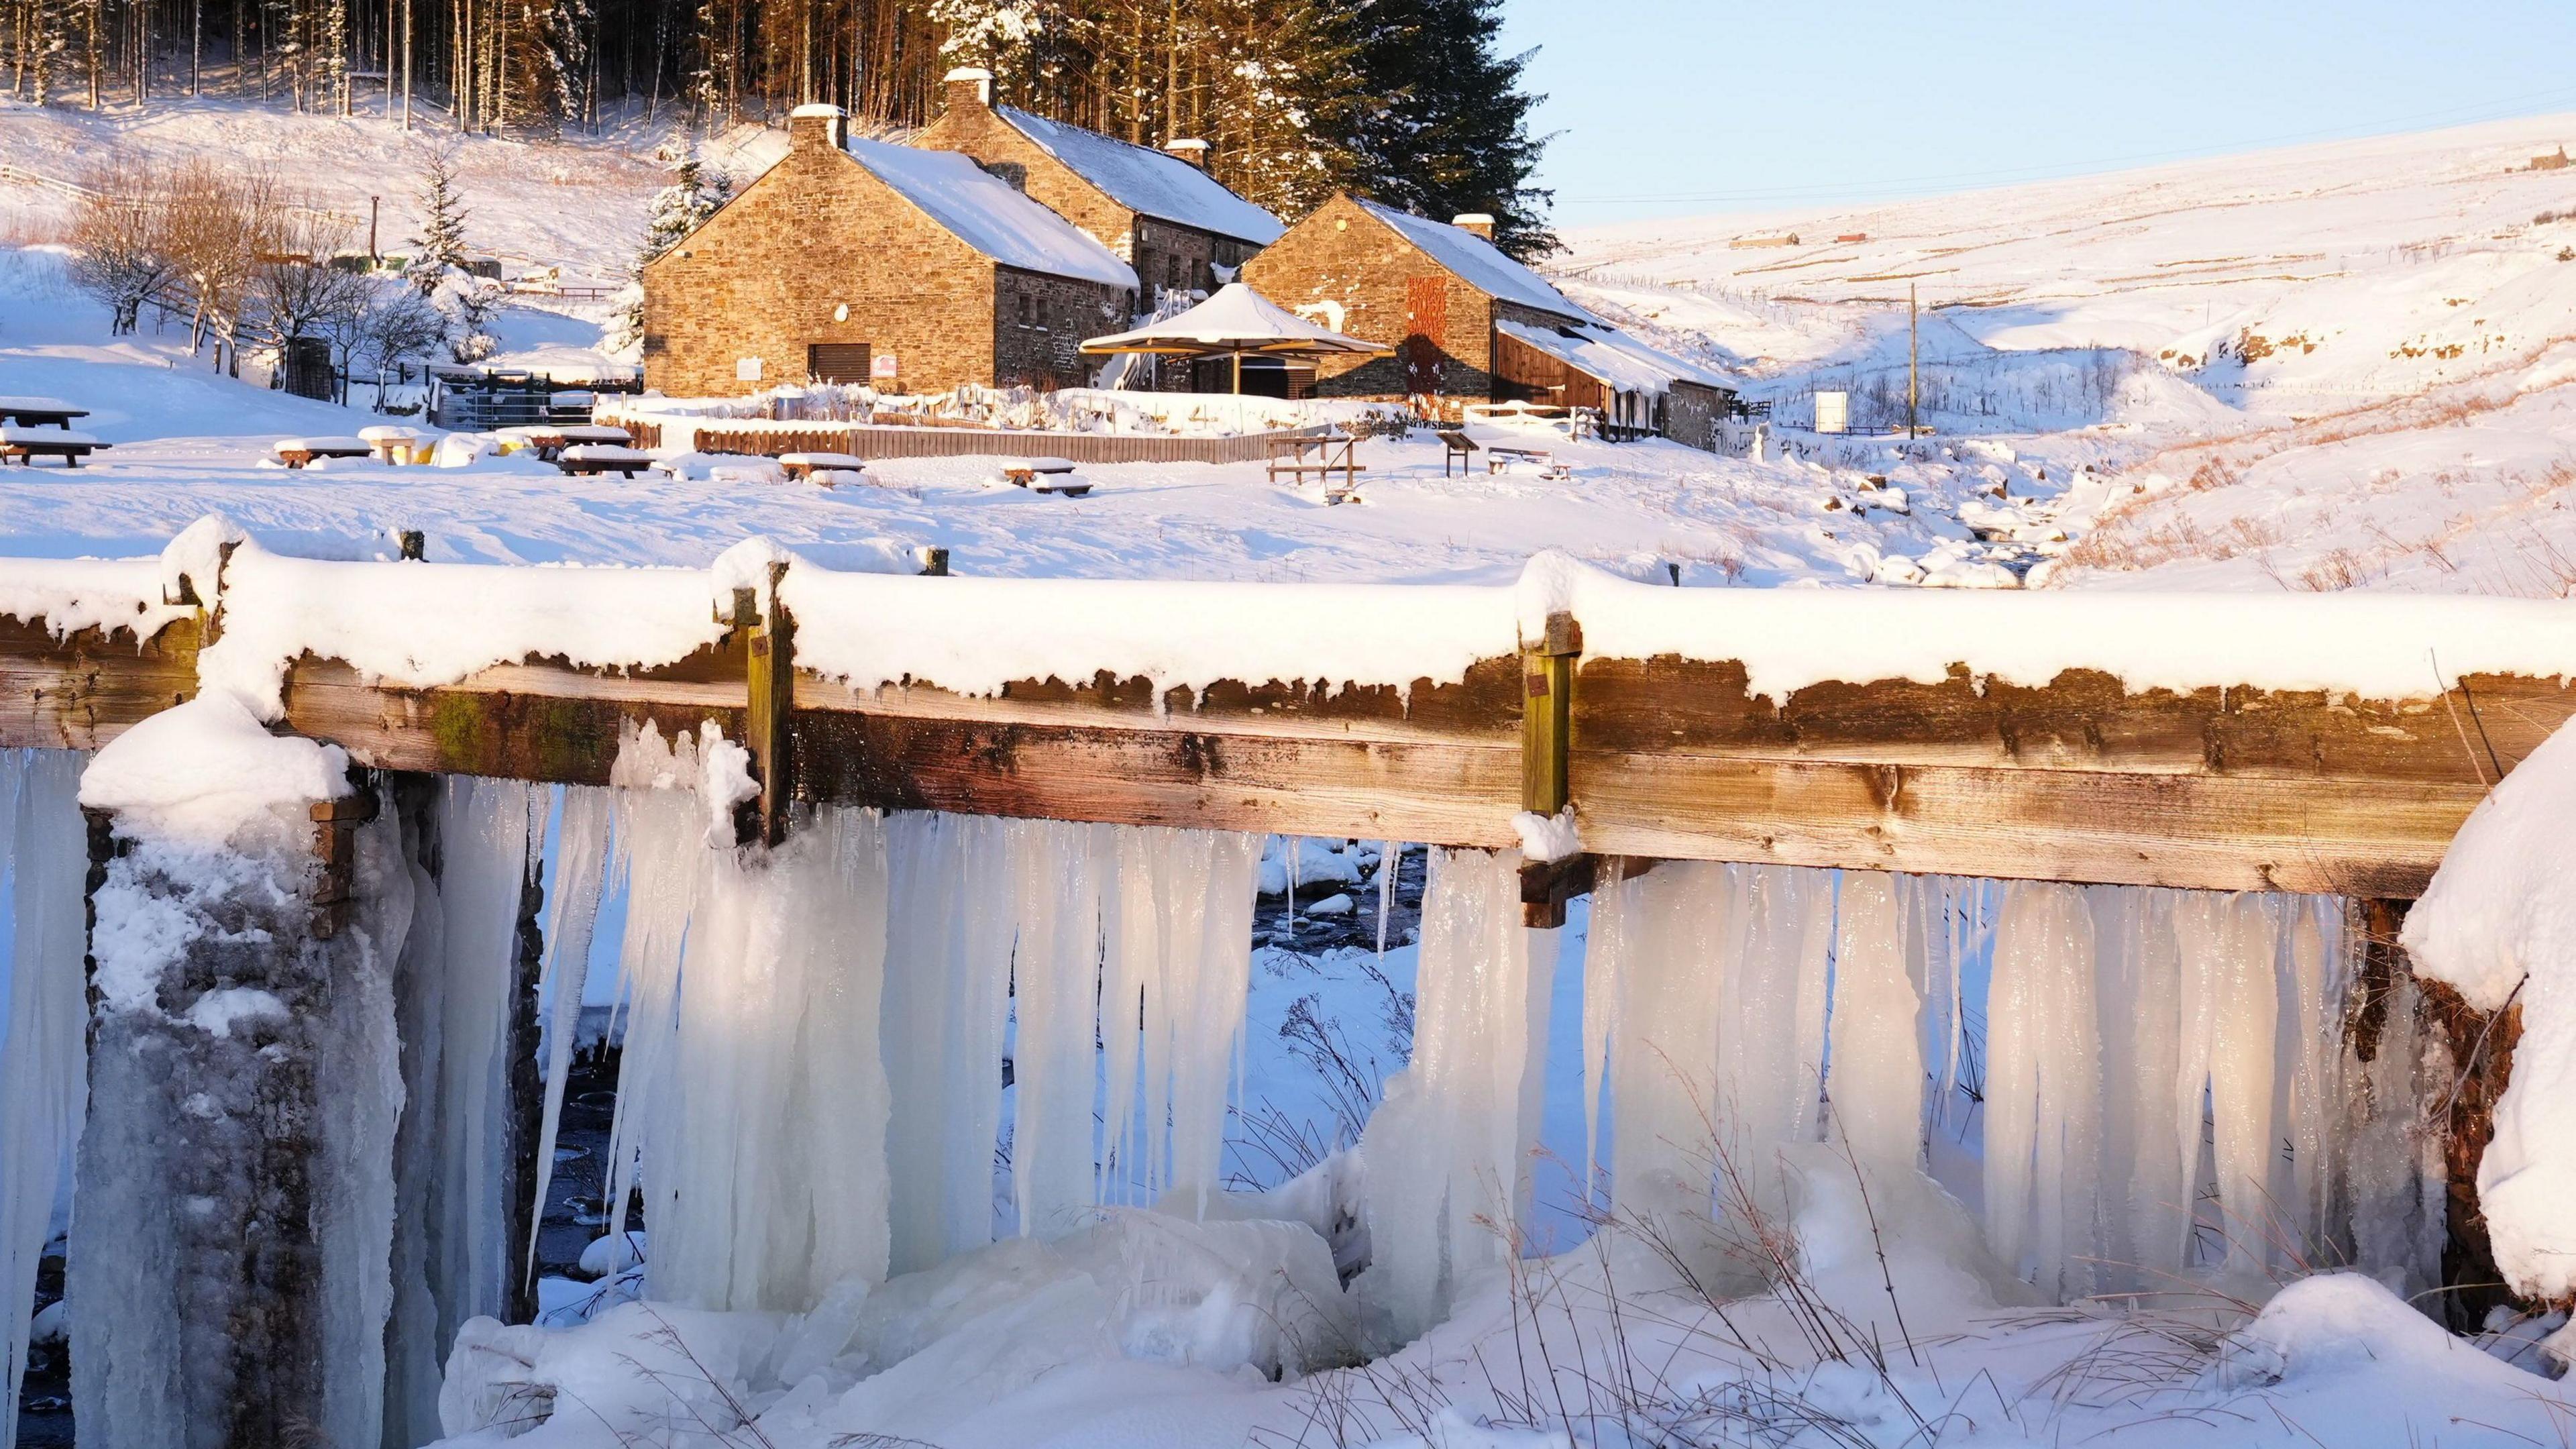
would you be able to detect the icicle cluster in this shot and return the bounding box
[590,725,1264,1309]
[0,752,86,1449]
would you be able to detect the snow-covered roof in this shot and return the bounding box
[844,136,1139,289]
[1495,319,1731,397]
[996,107,1285,247]
[1355,201,1595,323]
[1081,284,1388,356]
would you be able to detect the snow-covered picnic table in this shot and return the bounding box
[496,424,635,460]
[996,457,1091,496]
[555,444,652,478]
[0,427,105,466]
[272,437,373,468]
[0,396,88,429]
[357,425,421,464]
[776,451,867,483]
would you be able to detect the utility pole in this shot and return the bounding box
[368,196,380,264]
[1907,281,1921,440]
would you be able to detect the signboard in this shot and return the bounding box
[736,356,763,382]
[872,353,899,380]
[1813,390,1849,434]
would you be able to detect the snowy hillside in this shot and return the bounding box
[1560,112,2576,417]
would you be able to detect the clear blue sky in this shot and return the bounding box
[1497,0,2576,230]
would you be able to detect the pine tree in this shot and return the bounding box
[608,142,731,352]
[1342,0,1556,259]
[404,149,472,294]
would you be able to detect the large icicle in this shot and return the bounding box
[1358,847,1553,1344]
[1715,865,1831,1220]
[2087,885,2190,1295]
[1587,861,1728,1237]
[1010,818,1106,1239]
[882,811,1013,1273]
[1982,881,2103,1301]
[1826,871,1922,1181]
[0,751,86,1449]
[523,785,613,1289]
[650,804,893,1310]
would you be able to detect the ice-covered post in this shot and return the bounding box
[1518,609,1584,926]
[69,690,404,1449]
[739,557,796,848]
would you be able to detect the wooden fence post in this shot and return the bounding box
[742,559,795,849]
[1519,610,1582,928]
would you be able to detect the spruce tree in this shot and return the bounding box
[405,150,472,294]
[1342,0,1556,259]
[608,142,732,353]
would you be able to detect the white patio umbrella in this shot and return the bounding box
[1081,284,1389,423]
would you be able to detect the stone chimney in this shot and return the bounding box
[1165,138,1210,171]
[788,102,847,154]
[944,66,994,115]
[1452,213,1497,241]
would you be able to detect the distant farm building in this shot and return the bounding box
[1729,233,1801,249]
[914,67,1284,301]
[640,106,1138,396]
[1242,195,1732,441]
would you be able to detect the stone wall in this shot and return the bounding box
[994,267,1130,390]
[1667,380,1731,451]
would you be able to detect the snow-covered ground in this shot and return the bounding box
[11,101,2576,1449]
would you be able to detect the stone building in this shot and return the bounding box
[640,105,1138,397]
[1242,193,1735,444]
[914,67,1285,301]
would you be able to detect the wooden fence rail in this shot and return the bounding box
[8,574,2567,910]
[607,415,1336,466]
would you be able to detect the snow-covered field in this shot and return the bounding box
[10,101,2576,1449]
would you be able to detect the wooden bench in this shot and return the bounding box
[1487,445,1570,480]
[999,458,1091,496]
[0,427,105,467]
[498,424,633,462]
[778,451,868,484]
[0,397,88,429]
[1266,433,1364,488]
[358,426,420,464]
[273,437,374,468]
[555,445,652,478]
[1436,428,1480,476]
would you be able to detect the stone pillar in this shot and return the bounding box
[70,780,407,1449]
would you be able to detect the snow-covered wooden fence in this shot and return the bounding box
[609,414,1341,465]
[7,549,2569,906]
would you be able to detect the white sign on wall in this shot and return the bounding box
[872,354,899,380]
[736,356,763,382]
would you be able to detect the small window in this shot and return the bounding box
[1167,254,1184,291]
[1016,292,1034,327]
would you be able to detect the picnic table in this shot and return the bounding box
[1487,444,1571,481]
[998,458,1091,496]
[555,445,652,478]
[1435,428,1480,476]
[1265,432,1364,488]
[273,436,374,468]
[778,451,867,484]
[0,427,106,467]
[0,396,88,429]
[498,424,633,461]
[358,425,421,464]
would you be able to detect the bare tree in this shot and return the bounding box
[64,158,180,336]
[327,280,447,407]
[161,160,281,376]
[249,207,371,357]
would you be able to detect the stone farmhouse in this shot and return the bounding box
[915,67,1286,303]
[1239,193,1734,443]
[640,105,1139,396]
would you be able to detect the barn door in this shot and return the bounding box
[1403,275,1448,396]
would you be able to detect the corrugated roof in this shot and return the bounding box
[845,136,1139,289]
[1495,319,1735,397]
[1356,201,1595,323]
[998,107,1286,246]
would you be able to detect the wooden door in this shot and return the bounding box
[1403,275,1448,395]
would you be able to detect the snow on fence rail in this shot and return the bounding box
[7,528,2576,902]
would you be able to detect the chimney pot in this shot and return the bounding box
[1165,138,1210,170]
[1452,213,1496,240]
[788,103,847,154]
[943,66,993,114]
